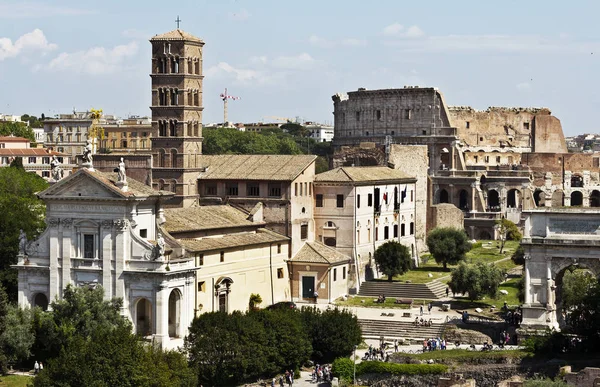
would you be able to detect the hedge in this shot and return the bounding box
[332,358,447,381]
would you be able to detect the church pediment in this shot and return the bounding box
[40,170,126,199]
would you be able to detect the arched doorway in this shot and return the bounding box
[459,189,469,210]
[168,289,182,338]
[555,266,597,328]
[590,190,600,207]
[136,298,152,336]
[33,293,48,311]
[571,191,583,206]
[439,189,449,204]
[487,190,500,211]
[533,190,544,207]
[507,189,519,208]
[478,230,492,240]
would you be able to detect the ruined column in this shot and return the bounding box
[524,254,531,304]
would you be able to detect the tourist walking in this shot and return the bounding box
[34,361,39,374]
[420,305,423,316]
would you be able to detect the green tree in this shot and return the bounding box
[1,305,35,367]
[0,167,48,301]
[248,293,263,310]
[511,245,525,265]
[281,122,309,137]
[0,121,35,142]
[300,307,362,363]
[496,219,522,253]
[561,268,596,312]
[0,286,9,373]
[449,262,505,301]
[567,278,600,349]
[374,241,412,281]
[426,227,472,269]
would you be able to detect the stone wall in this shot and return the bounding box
[85,154,153,186]
[532,115,567,153]
[389,144,429,254]
[428,203,464,231]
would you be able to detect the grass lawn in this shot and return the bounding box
[335,296,431,308]
[448,277,522,313]
[0,375,32,387]
[391,348,530,362]
[464,240,519,264]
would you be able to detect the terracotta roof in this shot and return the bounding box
[290,242,351,265]
[0,136,30,142]
[179,229,288,252]
[198,155,316,181]
[315,166,415,184]
[164,205,261,233]
[39,167,173,199]
[0,149,66,156]
[150,29,204,43]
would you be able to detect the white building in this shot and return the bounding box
[0,136,70,179]
[0,114,22,123]
[15,166,197,349]
[313,166,417,290]
[307,123,334,143]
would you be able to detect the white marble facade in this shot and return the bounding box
[15,167,196,349]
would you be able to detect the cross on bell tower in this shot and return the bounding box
[175,16,181,29]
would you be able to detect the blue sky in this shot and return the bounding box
[1,0,599,135]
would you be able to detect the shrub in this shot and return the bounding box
[357,361,448,375]
[471,241,483,249]
[331,357,354,382]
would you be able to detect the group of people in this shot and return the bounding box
[413,317,433,327]
[311,364,332,384]
[423,337,447,352]
[419,302,434,316]
[33,361,43,374]
[499,330,512,347]
[504,308,522,326]
[363,344,389,362]
[271,369,295,387]
[375,294,386,303]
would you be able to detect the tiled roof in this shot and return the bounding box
[290,242,351,265]
[315,166,415,184]
[179,229,288,252]
[198,155,316,181]
[0,149,65,156]
[164,205,260,233]
[150,29,204,43]
[0,136,30,142]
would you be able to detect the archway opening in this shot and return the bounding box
[487,190,500,210]
[168,289,182,338]
[34,293,48,311]
[555,266,597,328]
[590,190,600,207]
[439,189,449,204]
[477,230,492,240]
[533,190,544,207]
[571,174,584,188]
[507,189,519,208]
[136,298,152,336]
[459,189,469,210]
[571,191,583,207]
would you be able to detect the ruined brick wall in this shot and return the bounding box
[523,152,600,186]
[388,144,429,253]
[86,154,152,186]
[532,115,567,153]
[331,144,386,168]
[427,203,464,231]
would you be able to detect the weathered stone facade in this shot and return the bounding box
[427,203,465,232]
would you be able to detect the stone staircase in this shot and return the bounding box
[358,280,447,300]
[359,319,444,341]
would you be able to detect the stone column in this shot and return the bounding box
[48,218,60,302]
[101,220,113,298]
[61,218,73,289]
[154,281,170,344]
[113,219,129,303]
[524,254,531,304]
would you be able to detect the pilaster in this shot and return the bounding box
[48,218,60,302]
[114,219,129,302]
[61,218,73,290]
[101,220,113,298]
[154,281,170,344]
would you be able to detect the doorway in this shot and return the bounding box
[302,276,315,299]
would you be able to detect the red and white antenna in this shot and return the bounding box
[219,88,240,125]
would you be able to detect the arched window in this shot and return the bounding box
[487,190,500,210]
[439,189,449,204]
[533,190,544,207]
[136,298,152,336]
[169,121,176,137]
[174,57,179,73]
[168,289,181,338]
[571,191,583,206]
[171,179,177,194]
[571,174,584,188]
[34,293,48,311]
[459,189,468,210]
[591,190,600,207]
[170,149,177,168]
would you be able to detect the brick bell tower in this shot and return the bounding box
[150,26,204,207]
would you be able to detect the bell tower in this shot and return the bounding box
[150,27,204,207]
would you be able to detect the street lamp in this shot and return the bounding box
[353,344,357,386]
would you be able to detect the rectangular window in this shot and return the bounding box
[343,266,346,279]
[523,122,530,130]
[300,182,303,196]
[247,183,260,197]
[410,222,414,235]
[28,157,36,164]
[411,190,414,202]
[226,183,238,196]
[198,281,205,292]
[405,109,412,119]
[309,183,312,196]
[393,224,398,238]
[466,121,470,129]
[496,156,501,163]
[336,194,344,208]
[140,229,147,238]
[83,234,94,258]
[0,143,4,148]
[301,224,308,240]
[277,268,284,279]
[316,194,323,207]
[376,110,381,121]
[375,227,379,241]
[356,111,360,121]
[295,182,298,196]
[384,226,389,240]
[42,171,50,178]
[268,183,281,197]
[401,224,406,237]
[205,184,217,195]
[277,244,282,254]
[595,158,600,168]
[220,251,225,262]
[485,156,490,163]
[197,254,204,266]
[357,194,360,208]
[368,194,373,207]
[333,268,337,281]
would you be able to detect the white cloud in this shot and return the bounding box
[309,35,334,48]
[272,53,316,70]
[44,42,139,75]
[0,2,94,18]
[0,29,57,61]
[309,35,367,48]
[122,29,149,40]
[206,62,261,83]
[403,26,424,38]
[228,9,251,21]
[383,23,404,36]
[516,82,532,92]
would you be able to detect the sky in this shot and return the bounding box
[1,0,600,135]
